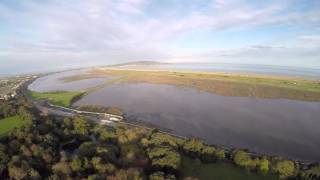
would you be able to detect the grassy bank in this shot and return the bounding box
[181,156,277,180]
[84,69,320,101]
[76,105,124,116]
[0,115,24,136]
[28,91,84,107]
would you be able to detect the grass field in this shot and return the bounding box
[180,157,278,180]
[0,116,24,136]
[100,69,320,92]
[28,91,84,107]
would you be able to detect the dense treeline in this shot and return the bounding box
[0,96,33,120]
[0,97,36,128]
[0,96,320,179]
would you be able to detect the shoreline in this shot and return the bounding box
[99,66,307,81]
[123,114,318,164]
[100,63,320,80]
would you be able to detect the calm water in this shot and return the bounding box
[74,83,320,162]
[28,70,110,92]
[158,63,320,79]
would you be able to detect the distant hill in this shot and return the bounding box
[109,61,168,67]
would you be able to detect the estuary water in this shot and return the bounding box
[73,83,320,162]
[28,69,110,92]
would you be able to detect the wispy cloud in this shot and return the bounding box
[0,0,319,70]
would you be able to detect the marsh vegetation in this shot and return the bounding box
[68,69,320,101]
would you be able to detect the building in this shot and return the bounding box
[110,117,121,122]
[0,94,4,100]
[101,119,113,124]
[3,94,9,100]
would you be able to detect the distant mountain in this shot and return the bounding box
[109,61,169,67]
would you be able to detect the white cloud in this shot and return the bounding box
[115,0,147,14]
[0,0,319,69]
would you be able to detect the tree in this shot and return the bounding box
[91,156,115,174]
[62,117,73,129]
[0,145,8,175]
[78,142,96,157]
[141,138,150,148]
[233,150,254,169]
[30,144,45,158]
[70,156,83,172]
[116,127,147,144]
[20,145,32,157]
[99,129,117,143]
[120,144,146,166]
[0,103,16,117]
[111,168,143,180]
[9,140,21,154]
[149,171,165,180]
[257,157,269,174]
[273,160,295,178]
[214,149,226,160]
[43,133,59,147]
[183,139,205,156]
[48,174,61,180]
[52,161,72,176]
[149,171,176,180]
[87,174,103,180]
[201,146,218,162]
[148,147,181,172]
[8,156,31,180]
[96,145,117,163]
[299,164,320,180]
[28,168,41,180]
[73,117,90,135]
[17,106,33,125]
[42,149,54,164]
[149,133,185,149]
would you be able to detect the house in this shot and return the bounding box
[11,93,16,98]
[101,119,113,124]
[110,117,121,122]
[3,94,9,100]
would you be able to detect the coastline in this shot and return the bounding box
[100,63,320,80]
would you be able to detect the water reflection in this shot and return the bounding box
[29,70,110,92]
[74,83,320,162]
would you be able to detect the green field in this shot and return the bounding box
[28,91,84,107]
[180,157,278,180]
[0,116,24,136]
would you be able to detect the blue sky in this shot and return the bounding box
[0,0,320,73]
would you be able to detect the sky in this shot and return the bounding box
[0,0,320,74]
